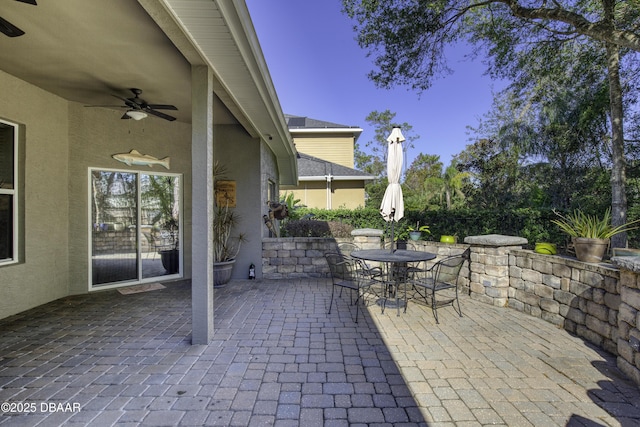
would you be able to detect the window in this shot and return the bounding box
[0,120,17,265]
[268,179,276,204]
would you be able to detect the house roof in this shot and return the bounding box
[296,153,375,181]
[0,0,297,184]
[285,115,363,142]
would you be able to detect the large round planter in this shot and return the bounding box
[440,235,456,244]
[534,242,557,255]
[213,259,236,287]
[160,249,179,274]
[574,237,609,263]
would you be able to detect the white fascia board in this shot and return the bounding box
[290,127,363,142]
[299,175,376,181]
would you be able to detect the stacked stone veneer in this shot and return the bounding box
[609,257,640,385]
[262,228,469,282]
[261,237,340,279]
[509,249,620,355]
[464,235,528,308]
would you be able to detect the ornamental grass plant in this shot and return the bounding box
[551,208,640,240]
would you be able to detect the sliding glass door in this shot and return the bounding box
[90,169,181,289]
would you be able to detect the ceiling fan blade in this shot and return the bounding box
[15,0,37,5]
[147,104,178,111]
[111,94,139,109]
[0,16,25,37]
[85,103,128,108]
[145,108,176,122]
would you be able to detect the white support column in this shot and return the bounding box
[191,65,214,344]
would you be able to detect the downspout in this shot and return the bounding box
[325,175,333,209]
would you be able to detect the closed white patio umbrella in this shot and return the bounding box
[380,127,405,251]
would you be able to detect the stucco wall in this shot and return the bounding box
[215,124,262,280]
[0,71,70,318]
[67,103,192,294]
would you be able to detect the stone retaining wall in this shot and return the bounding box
[508,250,620,355]
[608,257,640,385]
[261,235,469,282]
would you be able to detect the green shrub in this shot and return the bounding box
[284,220,354,238]
[292,207,578,252]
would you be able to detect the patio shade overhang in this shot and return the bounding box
[0,0,298,184]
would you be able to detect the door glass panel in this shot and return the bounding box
[91,171,138,286]
[141,174,180,278]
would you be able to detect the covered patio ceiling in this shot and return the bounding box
[0,0,296,182]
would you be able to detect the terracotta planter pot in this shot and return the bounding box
[573,237,609,263]
[213,259,236,287]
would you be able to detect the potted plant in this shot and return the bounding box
[407,222,430,241]
[212,162,246,287]
[158,217,179,274]
[440,235,456,244]
[145,175,180,274]
[551,208,640,262]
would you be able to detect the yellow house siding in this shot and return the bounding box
[281,179,366,210]
[332,180,366,209]
[293,135,354,168]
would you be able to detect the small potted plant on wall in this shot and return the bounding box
[407,222,430,241]
[552,208,640,263]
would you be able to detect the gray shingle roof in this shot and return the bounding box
[285,114,358,130]
[296,153,374,180]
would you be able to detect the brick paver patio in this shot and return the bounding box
[0,278,639,426]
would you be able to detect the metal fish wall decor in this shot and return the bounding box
[112,149,170,169]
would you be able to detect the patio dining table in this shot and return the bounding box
[351,249,436,316]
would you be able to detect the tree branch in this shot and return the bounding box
[489,0,640,51]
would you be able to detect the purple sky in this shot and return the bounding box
[246,0,507,168]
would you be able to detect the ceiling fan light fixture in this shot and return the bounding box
[126,110,147,121]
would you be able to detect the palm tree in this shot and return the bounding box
[425,162,470,210]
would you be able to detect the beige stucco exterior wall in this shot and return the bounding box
[0,70,193,318]
[0,71,71,317]
[67,103,192,295]
[214,124,264,280]
[293,135,354,168]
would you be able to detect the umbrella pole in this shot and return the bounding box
[390,220,395,253]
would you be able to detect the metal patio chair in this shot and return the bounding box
[409,249,470,323]
[325,252,377,323]
[337,242,383,280]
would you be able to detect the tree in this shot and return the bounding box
[403,153,443,209]
[456,138,522,209]
[356,110,419,207]
[467,54,614,211]
[342,0,640,247]
[356,110,419,177]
